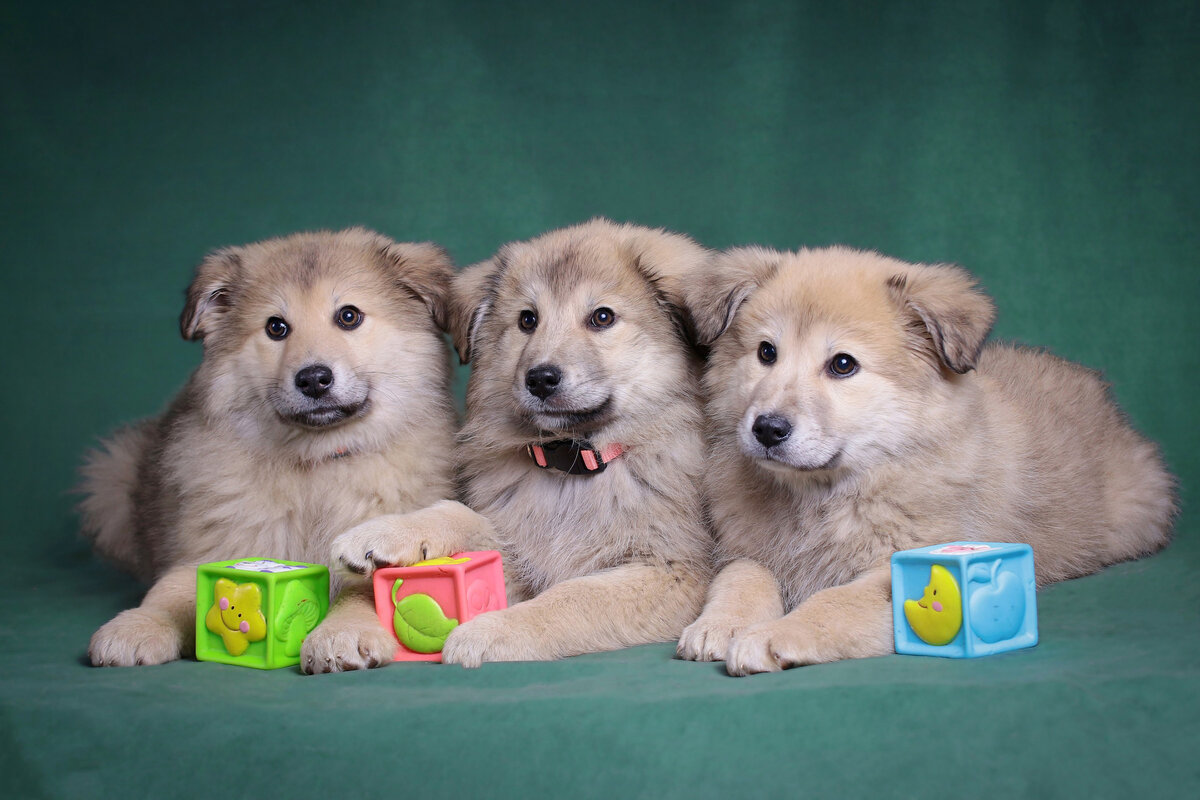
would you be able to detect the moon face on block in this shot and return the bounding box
[903,564,963,646]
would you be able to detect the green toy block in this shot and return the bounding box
[195,558,330,669]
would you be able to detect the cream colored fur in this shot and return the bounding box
[79,228,457,670]
[677,246,1176,675]
[331,219,714,666]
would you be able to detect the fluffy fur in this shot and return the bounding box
[676,246,1176,675]
[331,219,714,666]
[80,228,458,670]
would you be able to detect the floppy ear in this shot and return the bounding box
[377,239,455,332]
[448,258,502,364]
[682,246,781,346]
[180,247,242,341]
[621,226,715,347]
[885,263,996,374]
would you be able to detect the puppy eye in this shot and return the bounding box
[518,310,538,332]
[336,305,364,331]
[266,317,290,340]
[757,341,777,365]
[589,307,617,329]
[829,353,859,377]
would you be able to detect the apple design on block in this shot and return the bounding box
[968,560,1025,643]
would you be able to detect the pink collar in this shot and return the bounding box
[299,445,356,469]
[526,439,625,475]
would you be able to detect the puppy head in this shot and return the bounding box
[449,218,710,443]
[699,246,995,480]
[180,228,454,458]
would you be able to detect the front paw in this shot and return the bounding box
[301,615,396,674]
[89,608,188,667]
[724,619,813,676]
[676,614,748,662]
[441,611,536,668]
[332,516,434,577]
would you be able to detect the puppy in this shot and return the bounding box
[331,219,713,666]
[80,228,458,671]
[676,246,1176,675]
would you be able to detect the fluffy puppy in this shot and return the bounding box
[80,228,457,671]
[676,246,1176,675]
[331,219,713,666]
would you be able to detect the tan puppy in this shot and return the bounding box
[332,219,713,666]
[80,228,457,671]
[676,246,1176,675]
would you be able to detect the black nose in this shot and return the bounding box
[295,364,334,399]
[752,413,792,448]
[525,364,562,400]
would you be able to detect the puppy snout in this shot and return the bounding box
[752,413,792,448]
[295,364,334,399]
[525,364,562,400]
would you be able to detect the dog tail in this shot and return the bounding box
[1101,434,1178,565]
[78,420,157,577]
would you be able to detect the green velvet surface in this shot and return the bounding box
[2,1,1198,797]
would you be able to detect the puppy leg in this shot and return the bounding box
[300,579,397,674]
[332,500,498,577]
[88,565,196,667]
[677,558,783,662]
[725,568,892,675]
[441,561,706,668]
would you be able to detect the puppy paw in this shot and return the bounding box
[300,616,396,674]
[89,608,187,667]
[441,612,536,668]
[676,614,747,662]
[332,516,434,577]
[724,619,814,676]
[332,501,480,577]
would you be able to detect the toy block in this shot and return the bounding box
[891,542,1037,658]
[196,558,330,669]
[372,550,507,662]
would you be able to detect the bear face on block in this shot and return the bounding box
[196,559,330,669]
[372,551,507,662]
[891,543,1038,658]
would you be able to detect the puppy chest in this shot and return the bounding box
[716,508,870,604]
[483,474,661,580]
[188,464,408,561]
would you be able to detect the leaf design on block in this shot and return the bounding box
[275,581,322,657]
[391,579,458,653]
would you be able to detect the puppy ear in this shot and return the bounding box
[622,226,714,347]
[180,247,241,341]
[448,258,502,364]
[377,239,455,332]
[886,264,996,374]
[683,247,781,346]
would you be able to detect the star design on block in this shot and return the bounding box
[205,578,267,656]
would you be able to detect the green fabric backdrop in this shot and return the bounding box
[2,1,1197,797]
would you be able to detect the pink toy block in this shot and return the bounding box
[372,550,507,662]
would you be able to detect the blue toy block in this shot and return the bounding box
[891,542,1037,658]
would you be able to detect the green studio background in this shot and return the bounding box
[2,1,1198,797]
